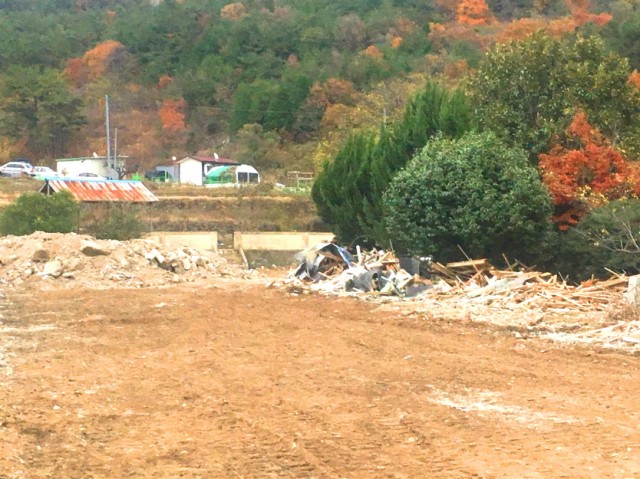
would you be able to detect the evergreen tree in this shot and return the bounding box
[312,81,473,245]
[0,66,85,157]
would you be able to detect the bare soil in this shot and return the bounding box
[2,279,640,478]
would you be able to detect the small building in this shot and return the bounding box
[56,156,127,180]
[39,178,158,203]
[175,155,238,186]
[205,164,260,187]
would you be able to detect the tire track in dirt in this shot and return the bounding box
[3,284,640,478]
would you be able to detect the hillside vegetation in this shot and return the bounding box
[0,0,632,177]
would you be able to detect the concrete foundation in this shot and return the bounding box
[144,231,335,267]
[233,232,334,252]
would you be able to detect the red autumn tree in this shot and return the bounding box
[539,112,638,229]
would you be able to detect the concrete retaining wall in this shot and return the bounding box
[144,232,219,252]
[143,231,335,262]
[233,232,334,251]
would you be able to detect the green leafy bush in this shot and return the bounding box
[384,132,553,264]
[0,191,80,236]
[468,33,640,161]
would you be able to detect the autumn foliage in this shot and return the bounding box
[220,2,247,20]
[455,0,492,26]
[498,0,611,42]
[65,40,127,86]
[539,112,640,229]
[629,70,640,90]
[159,99,187,132]
[82,40,126,79]
[362,45,383,59]
[157,75,174,90]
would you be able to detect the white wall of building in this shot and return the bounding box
[56,158,108,178]
[178,158,204,185]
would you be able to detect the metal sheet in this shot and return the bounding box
[42,178,158,203]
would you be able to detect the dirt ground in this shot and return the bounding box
[2,278,640,479]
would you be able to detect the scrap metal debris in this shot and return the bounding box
[290,243,433,296]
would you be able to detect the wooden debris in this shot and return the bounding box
[286,246,640,350]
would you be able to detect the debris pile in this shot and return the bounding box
[0,232,254,289]
[290,242,431,296]
[283,242,640,350]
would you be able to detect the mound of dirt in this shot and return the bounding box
[0,231,255,289]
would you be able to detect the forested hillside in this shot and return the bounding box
[0,0,635,176]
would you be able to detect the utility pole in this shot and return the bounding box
[114,127,118,171]
[105,95,111,170]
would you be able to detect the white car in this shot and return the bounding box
[0,161,34,177]
[30,166,58,178]
[76,172,106,180]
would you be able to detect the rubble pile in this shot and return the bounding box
[0,232,253,288]
[282,243,639,350]
[290,242,432,297]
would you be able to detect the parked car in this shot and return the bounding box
[12,157,33,165]
[76,172,106,180]
[144,170,172,182]
[0,161,34,177]
[30,166,58,178]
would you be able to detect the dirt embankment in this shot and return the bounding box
[0,177,323,233]
[144,195,321,233]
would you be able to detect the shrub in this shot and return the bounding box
[0,191,80,236]
[384,131,554,264]
[549,198,640,280]
[89,203,144,241]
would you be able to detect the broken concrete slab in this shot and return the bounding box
[42,260,64,278]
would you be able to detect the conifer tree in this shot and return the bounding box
[312,81,473,245]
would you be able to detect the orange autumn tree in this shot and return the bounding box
[497,0,611,43]
[65,40,127,87]
[82,40,127,79]
[362,45,383,59]
[456,0,492,25]
[539,112,639,229]
[566,0,611,27]
[629,70,640,90]
[158,98,189,150]
[159,98,187,132]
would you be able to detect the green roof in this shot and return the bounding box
[205,165,235,183]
